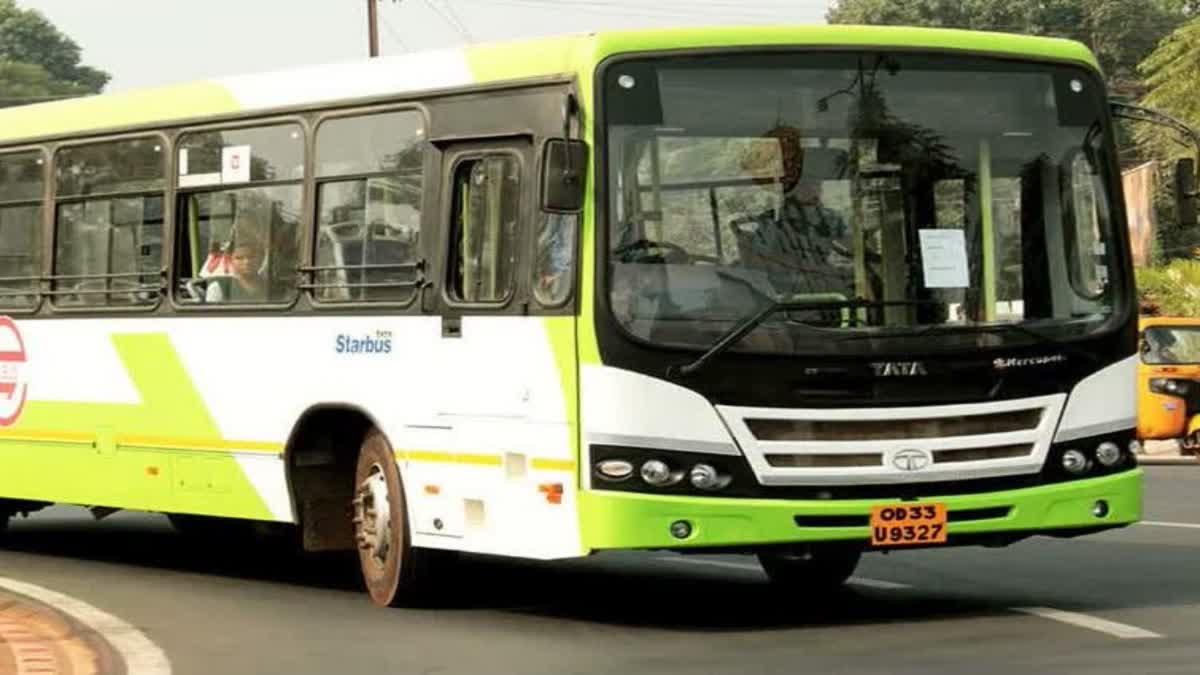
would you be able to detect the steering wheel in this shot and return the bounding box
[613,238,691,264]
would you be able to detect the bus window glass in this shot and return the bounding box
[449,155,520,303]
[534,212,577,306]
[313,111,425,303]
[316,178,420,303]
[0,150,44,309]
[174,186,303,304]
[177,124,304,187]
[1067,151,1107,299]
[56,138,164,196]
[0,150,44,202]
[0,205,41,308]
[605,54,1123,356]
[315,111,424,177]
[53,196,163,306]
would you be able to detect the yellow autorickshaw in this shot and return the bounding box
[1138,316,1200,454]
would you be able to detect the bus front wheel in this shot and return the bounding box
[757,545,861,591]
[353,428,450,607]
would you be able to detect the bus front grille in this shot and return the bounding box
[716,395,1066,487]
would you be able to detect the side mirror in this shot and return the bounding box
[540,139,588,213]
[1176,157,1197,228]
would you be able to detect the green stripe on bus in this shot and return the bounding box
[0,333,277,521]
[0,82,241,145]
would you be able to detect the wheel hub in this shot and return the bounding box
[353,464,392,565]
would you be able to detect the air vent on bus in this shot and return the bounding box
[764,453,883,468]
[933,445,1033,464]
[746,408,1043,442]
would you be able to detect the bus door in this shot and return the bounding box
[413,138,547,541]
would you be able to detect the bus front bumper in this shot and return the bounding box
[578,469,1143,551]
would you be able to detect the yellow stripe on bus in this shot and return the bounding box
[531,458,577,472]
[0,429,283,455]
[404,450,503,467]
[401,450,576,472]
[0,430,94,445]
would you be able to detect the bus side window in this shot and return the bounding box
[172,123,305,306]
[448,155,521,304]
[0,150,44,309]
[313,110,425,304]
[52,137,165,308]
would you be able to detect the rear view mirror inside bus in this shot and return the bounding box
[540,139,588,213]
[1177,157,1198,229]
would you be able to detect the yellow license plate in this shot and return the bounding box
[869,503,948,547]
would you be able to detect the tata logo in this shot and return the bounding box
[871,361,928,377]
[892,449,931,472]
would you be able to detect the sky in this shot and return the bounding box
[20,0,833,93]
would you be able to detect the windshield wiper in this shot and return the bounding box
[668,298,938,378]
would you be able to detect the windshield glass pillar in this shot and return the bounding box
[980,138,997,323]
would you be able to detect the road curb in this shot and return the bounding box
[1137,455,1199,465]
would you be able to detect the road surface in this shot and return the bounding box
[0,466,1197,674]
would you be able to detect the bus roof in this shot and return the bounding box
[0,24,1100,147]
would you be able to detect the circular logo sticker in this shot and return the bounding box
[0,316,29,426]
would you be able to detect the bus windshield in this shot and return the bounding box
[603,52,1126,356]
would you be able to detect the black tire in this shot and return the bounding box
[757,545,862,592]
[1182,434,1200,456]
[353,428,453,607]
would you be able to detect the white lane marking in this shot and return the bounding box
[847,577,911,590]
[656,557,759,572]
[1139,520,1200,530]
[0,577,172,674]
[654,556,912,589]
[1012,607,1163,639]
[658,557,1163,639]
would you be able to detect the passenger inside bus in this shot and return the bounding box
[205,238,267,303]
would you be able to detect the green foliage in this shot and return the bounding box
[1137,260,1200,315]
[825,0,1188,87]
[0,0,109,107]
[1137,17,1200,160]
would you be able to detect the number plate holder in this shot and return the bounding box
[869,503,948,547]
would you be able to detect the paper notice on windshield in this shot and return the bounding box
[918,229,969,288]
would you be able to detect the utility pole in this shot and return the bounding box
[367,0,380,57]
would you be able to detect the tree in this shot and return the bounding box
[0,0,109,107]
[826,0,1188,92]
[1133,17,1200,262]
[1137,17,1200,160]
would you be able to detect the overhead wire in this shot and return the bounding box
[440,1,475,43]
[421,0,474,43]
[379,9,411,52]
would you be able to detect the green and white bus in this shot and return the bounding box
[0,24,1185,606]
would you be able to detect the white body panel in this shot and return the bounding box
[13,314,582,560]
[1054,356,1138,442]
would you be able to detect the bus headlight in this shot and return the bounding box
[1062,449,1090,474]
[689,463,731,491]
[640,460,676,486]
[1095,441,1122,467]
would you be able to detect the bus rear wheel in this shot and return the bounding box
[353,428,450,607]
[757,545,861,592]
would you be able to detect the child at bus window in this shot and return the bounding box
[206,240,267,303]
